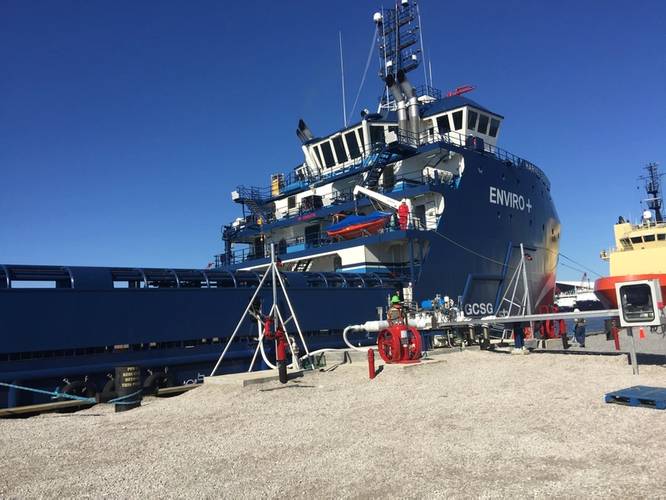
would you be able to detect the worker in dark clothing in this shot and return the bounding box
[512,322,528,355]
[574,310,586,348]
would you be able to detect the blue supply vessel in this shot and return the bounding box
[0,2,560,409]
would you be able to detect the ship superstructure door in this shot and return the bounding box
[305,224,321,247]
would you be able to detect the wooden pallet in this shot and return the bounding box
[605,386,666,410]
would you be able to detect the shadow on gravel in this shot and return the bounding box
[259,384,316,392]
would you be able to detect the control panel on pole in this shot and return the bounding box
[615,279,666,328]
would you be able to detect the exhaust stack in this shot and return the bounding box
[296,119,314,144]
[386,73,408,136]
[397,69,420,138]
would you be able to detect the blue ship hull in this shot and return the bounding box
[0,147,558,409]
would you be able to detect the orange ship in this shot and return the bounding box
[595,163,666,307]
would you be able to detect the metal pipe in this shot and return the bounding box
[397,69,420,137]
[386,73,408,133]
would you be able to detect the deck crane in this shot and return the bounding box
[352,185,413,229]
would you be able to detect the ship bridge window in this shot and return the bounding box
[467,110,478,130]
[320,141,336,168]
[332,135,347,163]
[452,110,463,130]
[370,125,385,145]
[630,236,643,244]
[345,131,361,159]
[658,234,666,241]
[436,114,451,134]
[313,145,324,168]
[357,128,365,152]
[287,196,296,209]
[620,238,631,247]
[644,234,656,242]
[477,114,489,135]
[489,118,500,137]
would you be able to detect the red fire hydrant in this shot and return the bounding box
[368,349,376,379]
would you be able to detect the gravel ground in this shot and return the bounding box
[2,349,666,499]
[572,330,666,356]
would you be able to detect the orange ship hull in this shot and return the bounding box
[594,274,666,308]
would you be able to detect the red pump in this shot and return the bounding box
[377,324,422,364]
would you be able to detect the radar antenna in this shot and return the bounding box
[639,162,663,223]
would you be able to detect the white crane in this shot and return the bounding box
[352,185,413,228]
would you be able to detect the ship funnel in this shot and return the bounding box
[386,73,408,136]
[296,119,314,144]
[397,69,420,139]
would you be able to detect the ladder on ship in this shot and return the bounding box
[243,197,271,224]
[362,144,397,189]
[292,259,312,272]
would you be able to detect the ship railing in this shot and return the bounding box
[416,129,551,189]
[271,172,430,223]
[380,85,443,110]
[234,133,422,207]
[218,215,431,266]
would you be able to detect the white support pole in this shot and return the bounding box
[248,318,264,372]
[519,243,533,335]
[275,268,315,368]
[274,306,301,370]
[209,267,270,377]
[507,265,521,316]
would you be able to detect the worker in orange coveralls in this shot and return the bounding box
[397,201,410,230]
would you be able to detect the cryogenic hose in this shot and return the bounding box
[343,325,367,351]
[343,320,390,351]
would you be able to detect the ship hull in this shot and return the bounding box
[412,151,559,315]
[0,149,559,410]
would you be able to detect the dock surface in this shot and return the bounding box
[2,348,666,498]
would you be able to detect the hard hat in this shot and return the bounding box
[574,308,580,313]
[391,295,400,304]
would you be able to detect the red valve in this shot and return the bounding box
[263,316,288,383]
[377,325,422,364]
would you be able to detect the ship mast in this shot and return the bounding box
[639,162,663,223]
[375,0,422,111]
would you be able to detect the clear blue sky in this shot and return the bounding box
[1,0,665,280]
